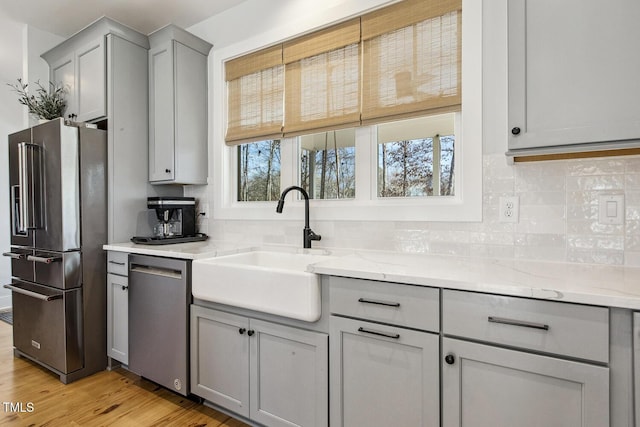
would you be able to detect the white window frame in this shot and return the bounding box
[212,0,482,222]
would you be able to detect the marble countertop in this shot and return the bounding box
[308,250,640,310]
[103,241,640,310]
[102,240,255,260]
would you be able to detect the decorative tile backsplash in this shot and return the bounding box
[187,154,640,267]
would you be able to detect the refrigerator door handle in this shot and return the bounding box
[3,284,62,302]
[10,185,26,237]
[17,142,42,232]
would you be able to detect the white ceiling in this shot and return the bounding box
[0,0,246,37]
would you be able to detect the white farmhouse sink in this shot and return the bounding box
[192,251,333,322]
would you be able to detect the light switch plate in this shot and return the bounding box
[598,195,624,225]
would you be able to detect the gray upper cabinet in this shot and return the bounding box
[49,36,106,122]
[43,17,151,243]
[148,25,212,185]
[507,0,640,153]
[43,18,148,124]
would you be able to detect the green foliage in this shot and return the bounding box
[7,78,67,120]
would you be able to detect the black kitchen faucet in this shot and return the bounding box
[276,186,321,249]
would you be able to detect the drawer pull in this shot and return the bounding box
[2,252,24,260]
[27,255,61,264]
[109,260,126,266]
[357,297,400,308]
[488,316,549,331]
[357,327,400,340]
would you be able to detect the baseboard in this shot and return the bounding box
[0,295,11,311]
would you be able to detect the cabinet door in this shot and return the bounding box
[249,319,328,427]
[330,316,439,427]
[75,36,106,122]
[107,273,128,364]
[190,306,250,417]
[508,0,640,150]
[442,337,609,427]
[174,42,208,184]
[148,41,175,182]
[50,53,75,119]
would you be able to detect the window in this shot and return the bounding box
[299,129,356,199]
[237,140,281,202]
[377,114,455,197]
[214,0,482,222]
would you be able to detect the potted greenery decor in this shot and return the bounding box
[7,78,67,121]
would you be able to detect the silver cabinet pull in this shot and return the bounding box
[358,297,401,308]
[357,326,400,339]
[27,255,62,264]
[488,316,549,331]
[2,252,24,260]
[3,284,62,302]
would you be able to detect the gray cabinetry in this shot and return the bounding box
[329,277,440,427]
[43,17,151,244]
[49,35,106,122]
[441,289,610,426]
[442,338,609,427]
[507,0,640,154]
[148,25,212,184]
[191,305,329,427]
[106,251,128,365]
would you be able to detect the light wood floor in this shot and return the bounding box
[0,321,249,426]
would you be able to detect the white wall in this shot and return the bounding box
[0,11,63,309]
[188,0,638,267]
[0,10,26,309]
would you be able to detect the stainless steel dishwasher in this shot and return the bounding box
[128,254,191,396]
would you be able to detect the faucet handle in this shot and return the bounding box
[309,229,321,241]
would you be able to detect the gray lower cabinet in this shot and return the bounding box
[441,337,609,427]
[330,316,439,427]
[106,251,128,365]
[190,305,329,427]
[328,277,440,427]
[441,289,610,426]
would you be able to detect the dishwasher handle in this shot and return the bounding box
[130,264,182,279]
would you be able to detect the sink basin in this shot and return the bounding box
[192,251,333,322]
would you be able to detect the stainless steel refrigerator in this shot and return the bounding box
[3,118,107,383]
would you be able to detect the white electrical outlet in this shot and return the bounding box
[499,196,520,223]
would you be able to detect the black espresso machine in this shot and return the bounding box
[131,197,208,245]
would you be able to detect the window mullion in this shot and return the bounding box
[281,136,298,192]
[354,125,374,202]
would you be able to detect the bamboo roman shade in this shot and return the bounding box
[361,0,462,123]
[283,18,361,136]
[224,0,462,144]
[225,45,284,144]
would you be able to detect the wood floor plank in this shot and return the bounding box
[0,321,249,426]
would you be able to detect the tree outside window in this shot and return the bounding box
[237,140,281,201]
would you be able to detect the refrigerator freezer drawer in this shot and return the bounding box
[3,249,81,290]
[2,247,34,282]
[32,250,81,290]
[7,281,83,375]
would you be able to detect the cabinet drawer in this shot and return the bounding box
[329,277,439,332]
[442,290,609,363]
[107,251,128,276]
